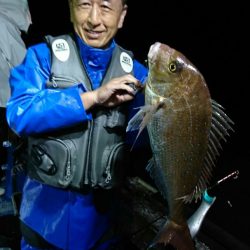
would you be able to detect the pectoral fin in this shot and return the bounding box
[126,102,164,150]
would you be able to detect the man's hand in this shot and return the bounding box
[81,74,143,110]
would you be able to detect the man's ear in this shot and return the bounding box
[118,5,128,29]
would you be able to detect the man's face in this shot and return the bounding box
[69,0,127,48]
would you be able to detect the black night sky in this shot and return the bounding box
[24,0,249,248]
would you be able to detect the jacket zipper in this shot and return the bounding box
[104,142,125,184]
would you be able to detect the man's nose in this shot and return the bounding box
[88,4,101,26]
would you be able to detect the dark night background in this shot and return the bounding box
[22,0,249,249]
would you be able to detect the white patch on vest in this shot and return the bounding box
[52,39,70,62]
[120,52,133,73]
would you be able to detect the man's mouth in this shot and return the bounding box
[85,29,103,39]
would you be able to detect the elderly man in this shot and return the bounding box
[6,0,148,249]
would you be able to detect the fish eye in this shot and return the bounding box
[168,61,178,73]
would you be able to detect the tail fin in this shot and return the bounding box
[147,220,195,250]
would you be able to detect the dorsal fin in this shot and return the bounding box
[181,99,234,203]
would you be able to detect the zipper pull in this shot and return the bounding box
[48,73,58,88]
[104,165,112,184]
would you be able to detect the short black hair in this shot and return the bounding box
[69,0,127,5]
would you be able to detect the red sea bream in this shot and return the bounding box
[127,42,234,249]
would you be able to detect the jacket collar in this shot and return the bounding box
[76,34,115,71]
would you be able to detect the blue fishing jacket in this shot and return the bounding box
[6,34,148,250]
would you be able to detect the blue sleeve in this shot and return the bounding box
[6,43,91,136]
[133,59,148,85]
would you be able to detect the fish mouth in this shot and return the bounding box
[148,42,161,63]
